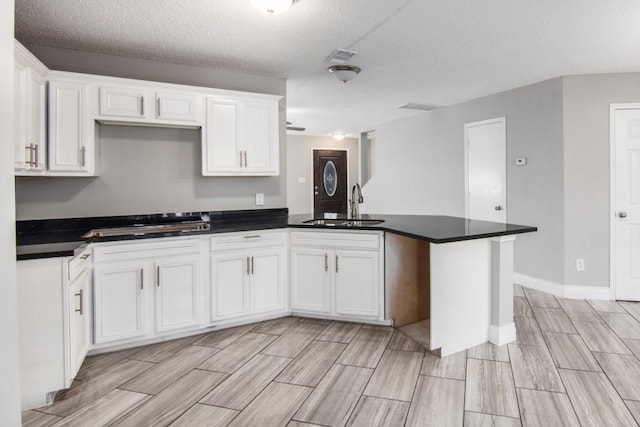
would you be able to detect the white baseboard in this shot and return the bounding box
[514,273,612,300]
[489,323,516,346]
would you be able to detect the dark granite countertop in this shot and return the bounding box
[17,209,537,260]
[287,213,537,243]
[16,209,289,260]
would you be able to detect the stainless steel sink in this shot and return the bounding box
[82,221,210,238]
[303,219,385,227]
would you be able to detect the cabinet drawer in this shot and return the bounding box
[68,245,92,282]
[210,230,287,252]
[93,238,201,263]
[290,231,380,250]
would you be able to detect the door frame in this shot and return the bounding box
[310,148,350,216]
[463,117,507,219]
[609,103,640,299]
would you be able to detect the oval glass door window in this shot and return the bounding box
[323,161,337,197]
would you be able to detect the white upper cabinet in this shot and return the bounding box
[156,91,199,122]
[98,87,200,124]
[203,96,280,176]
[14,41,47,175]
[99,86,147,119]
[48,78,96,176]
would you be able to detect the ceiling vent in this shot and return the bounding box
[396,103,438,111]
[325,49,358,64]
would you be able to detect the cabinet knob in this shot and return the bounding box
[618,211,628,218]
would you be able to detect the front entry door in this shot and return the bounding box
[613,106,640,301]
[313,150,347,217]
[465,118,507,222]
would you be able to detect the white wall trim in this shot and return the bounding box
[489,323,516,346]
[514,273,612,300]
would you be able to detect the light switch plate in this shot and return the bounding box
[255,193,264,206]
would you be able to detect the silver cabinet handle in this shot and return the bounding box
[157,98,161,116]
[251,256,254,275]
[618,212,628,218]
[25,145,32,166]
[244,151,248,168]
[246,256,250,275]
[495,206,503,211]
[81,146,86,167]
[243,235,261,239]
[140,270,144,290]
[157,265,160,287]
[141,96,145,117]
[240,150,243,167]
[75,289,83,315]
[325,253,328,272]
[336,255,339,273]
[81,253,91,260]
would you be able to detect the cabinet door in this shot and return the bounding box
[94,263,146,344]
[99,86,147,119]
[250,247,286,314]
[28,70,47,171]
[202,97,242,175]
[290,247,331,313]
[14,61,28,170]
[155,256,199,333]
[48,80,93,174]
[243,101,279,175]
[211,251,249,320]
[156,91,199,122]
[335,250,380,317]
[68,268,91,381]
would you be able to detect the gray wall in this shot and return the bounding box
[15,45,287,220]
[563,73,640,287]
[363,78,565,284]
[287,134,359,215]
[1,0,22,423]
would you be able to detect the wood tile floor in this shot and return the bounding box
[22,286,640,426]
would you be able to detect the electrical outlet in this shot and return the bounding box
[255,193,264,206]
[576,259,585,271]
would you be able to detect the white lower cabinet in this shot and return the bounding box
[335,250,380,317]
[155,256,200,333]
[68,268,91,382]
[251,247,286,314]
[290,247,331,313]
[290,231,383,321]
[211,251,250,319]
[210,233,287,321]
[93,262,146,344]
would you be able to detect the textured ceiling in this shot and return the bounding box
[15,0,640,136]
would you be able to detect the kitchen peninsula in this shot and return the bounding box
[16,208,535,408]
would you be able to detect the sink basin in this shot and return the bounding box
[303,219,385,227]
[82,221,210,238]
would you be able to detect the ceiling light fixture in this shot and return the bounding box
[328,65,361,83]
[332,132,346,140]
[250,0,295,14]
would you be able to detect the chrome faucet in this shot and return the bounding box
[350,183,364,219]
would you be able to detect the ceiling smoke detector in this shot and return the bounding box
[250,0,297,15]
[328,65,361,83]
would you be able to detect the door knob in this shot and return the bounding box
[494,206,503,211]
[618,212,628,218]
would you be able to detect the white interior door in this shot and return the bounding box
[613,106,640,301]
[465,118,506,222]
